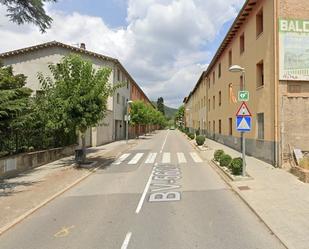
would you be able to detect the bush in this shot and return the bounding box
[214,150,224,161]
[230,157,243,175]
[219,154,232,167]
[195,129,200,136]
[300,157,309,170]
[196,135,205,146]
[188,133,195,140]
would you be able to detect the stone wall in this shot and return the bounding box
[0,145,76,179]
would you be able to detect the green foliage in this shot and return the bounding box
[129,100,166,134]
[38,54,116,135]
[157,97,165,115]
[214,150,224,161]
[196,135,205,146]
[0,64,76,157]
[1,0,57,32]
[195,129,200,136]
[219,154,232,167]
[187,133,195,140]
[175,105,184,127]
[230,157,243,175]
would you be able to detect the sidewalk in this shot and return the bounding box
[199,138,309,249]
[0,139,139,235]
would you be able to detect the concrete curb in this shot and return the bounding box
[0,141,137,237]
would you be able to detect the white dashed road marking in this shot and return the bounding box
[190,152,203,163]
[121,232,132,249]
[162,153,171,164]
[113,153,130,165]
[128,153,144,165]
[145,153,157,164]
[177,152,187,164]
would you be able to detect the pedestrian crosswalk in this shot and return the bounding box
[113,152,203,165]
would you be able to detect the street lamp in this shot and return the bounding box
[229,65,246,177]
[126,100,133,143]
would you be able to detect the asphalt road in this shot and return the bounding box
[0,130,285,249]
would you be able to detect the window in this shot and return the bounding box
[213,96,215,110]
[219,120,222,134]
[257,113,264,139]
[257,60,264,87]
[117,69,120,81]
[208,99,210,112]
[208,78,211,89]
[117,93,120,104]
[213,120,215,134]
[218,63,221,78]
[127,79,129,89]
[240,33,245,54]
[256,8,263,37]
[208,121,211,131]
[213,71,215,85]
[240,75,244,90]
[219,91,222,106]
[229,118,233,136]
[228,50,232,67]
[288,84,301,93]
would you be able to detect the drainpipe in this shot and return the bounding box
[274,0,279,167]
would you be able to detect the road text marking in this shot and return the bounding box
[121,232,132,249]
[128,153,144,165]
[54,225,75,238]
[190,152,203,163]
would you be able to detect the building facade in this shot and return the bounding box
[184,0,309,166]
[0,41,148,146]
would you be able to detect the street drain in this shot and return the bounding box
[238,186,250,191]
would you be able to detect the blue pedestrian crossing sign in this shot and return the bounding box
[236,116,251,132]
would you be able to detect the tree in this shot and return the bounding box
[0,64,32,154]
[175,105,185,128]
[38,54,118,163]
[129,100,147,137]
[157,97,165,115]
[1,0,57,32]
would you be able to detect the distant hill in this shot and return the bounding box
[151,101,177,118]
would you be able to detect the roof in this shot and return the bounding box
[185,0,258,103]
[204,0,256,76]
[0,40,152,105]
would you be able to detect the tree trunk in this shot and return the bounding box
[138,124,140,139]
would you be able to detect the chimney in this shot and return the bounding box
[80,43,86,50]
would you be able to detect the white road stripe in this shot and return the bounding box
[160,130,169,153]
[162,152,171,163]
[145,153,157,164]
[190,152,203,163]
[113,153,130,165]
[121,232,132,249]
[177,152,187,164]
[135,164,156,213]
[128,153,144,165]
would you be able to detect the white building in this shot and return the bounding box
[0,41,133,146]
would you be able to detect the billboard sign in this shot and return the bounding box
[279,19,309,81]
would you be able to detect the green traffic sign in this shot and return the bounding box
[238,91,249,101]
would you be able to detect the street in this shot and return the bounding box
[0,130,285,249]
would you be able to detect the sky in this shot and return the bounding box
[0,0,245,108]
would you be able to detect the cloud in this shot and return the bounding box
[0,0,245,107]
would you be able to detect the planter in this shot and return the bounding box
[210,159,253,181]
